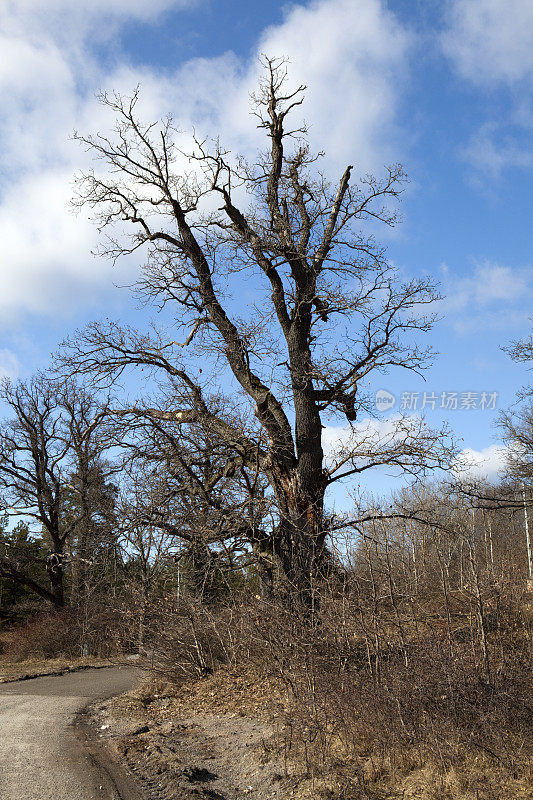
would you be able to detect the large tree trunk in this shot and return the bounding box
[272,468,327,609]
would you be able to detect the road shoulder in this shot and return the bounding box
[87,672,290,800]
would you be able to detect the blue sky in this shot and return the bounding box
[0,0,532,501]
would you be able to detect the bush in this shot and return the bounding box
[149,595,257,680]
[1,600,138,661]
[147,577,532,799]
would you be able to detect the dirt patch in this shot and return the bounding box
[89,704,289,799]
[85,668,299,800]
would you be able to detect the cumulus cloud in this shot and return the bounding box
[0,0,411,321]
[252,0,411,171]
[323,415,417,462]
[442,0,533,87]
[4,0,197,34]
[0,171,123,319]
[0,0,173,321]
[446,262,530,309]
[12,0,192,12]
[442,1,533,180]
[324,419,507,488]
[462,123,533,179]
[453,444,508,481]
[322,413,443,477]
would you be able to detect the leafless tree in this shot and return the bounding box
[112,396,273,597]
[0,377,111,607]
[63,57,453,605]
[116,493,173,649]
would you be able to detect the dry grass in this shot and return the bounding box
[107,660,533,800]
[110,663,286,721]
[139,587,532,800]
[0,655,123,682]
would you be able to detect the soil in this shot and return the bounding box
[94,708,289,799]
[85,676,295,800]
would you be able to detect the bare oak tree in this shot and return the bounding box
[0,378,110,607]
[64,58,452,604]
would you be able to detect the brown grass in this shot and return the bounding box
[142,585,532,800]
[0,655,121,682]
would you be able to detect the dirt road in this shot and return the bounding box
[0,667,141,800]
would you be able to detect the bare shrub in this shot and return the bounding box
[2,609,82,661]
[148,595,257,681]
[148,551,532,798]
[2,600,137,661]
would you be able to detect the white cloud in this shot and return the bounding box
[323,415,415,460]
[252,0,411,171]
[322,424,355,462]
[447,262,530,309]
[476,266,530,305]
[11,0,190,12]
[453,444,507,481]
[322,414,434,474]
[107,0,412,172]
[462,123,533,179]
[2,0,196,33]
[0,0,411,321]
[442,0,533,87]
[442,261,532,333]
[443,1,533,180]
[0,170,120,319]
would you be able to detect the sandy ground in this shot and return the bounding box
[90,685,291,800]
